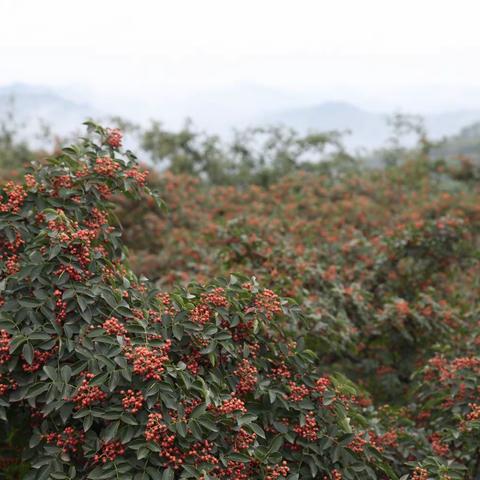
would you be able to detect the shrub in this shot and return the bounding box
[0,124,397,479]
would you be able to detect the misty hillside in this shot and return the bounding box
[265,102,480,149]
[0,83,99,137]
[2,83,480,150]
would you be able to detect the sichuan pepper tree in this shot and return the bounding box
[0,123,397,480]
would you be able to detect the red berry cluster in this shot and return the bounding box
[102,317,128,337]
[0,329,12,365]
[106,128,123,149]
[217,397,247,415]
[347,434,368,454]
[202,287,228,307]
[93,441,125,464]
[467,403,480,421]
[188,440,219,467]
[145,413,168,443]
[94,156,120,177]
[54,289,67,324]
[22,347,57,373]
[0,181,27,213]
[44,426,85,454]
[0,374,17,396]
[234,359,258,395]
[253,289,282,320]
[212,459,256,479]
[287,382,310,402]
[156,292,176,317]
[125,342,171,381]
[144,413,182,468]
[184,349,201,375]
[4,254,19,275]
[367,430,398,452]
[72,373,107,409]
[269,361,292,380]
[412,467,429,480]
[52,175,73,193]
[265,461,290,480]
[190,303,211,325]
[55,264,84,282]
[121,389,144,413]
[315,376,331,394]
[429,432,450,456]
[233,428,256,451]
[24,174,37,188]
[294,412,318,441]
[125,167,148,187]
[324,469,342,480]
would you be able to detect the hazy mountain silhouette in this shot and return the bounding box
[0,83,99,136]
[2,83,480,149]
[264,101,480,149]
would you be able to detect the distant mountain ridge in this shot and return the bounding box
[2,83,480,150]
[264,101,480,149]
[0,83,99,137]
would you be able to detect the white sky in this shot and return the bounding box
[1,0,480,113]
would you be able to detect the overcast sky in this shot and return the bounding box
[1,0,480,114]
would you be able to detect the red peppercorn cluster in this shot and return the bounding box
[52,175,73,193]
[54,289,67,324]
[0,181,27,213]
[288,382,310,402]
[144,413,183,468]
[429,432,449,456]
[367,430,398,452]
[125,342,171,381]
[72,373,107,409]
[94,156,120,177]
[190,303,212,325]
[202,287,228,307]
[156,292,176,317]
[233,428,256,451]
[0,374,17,396]
[269,361,292,380]
[0,329,12,365]
[265,461,290,480]
[184,349,201,375]
[55,264,84,282]
[125,167,148,187]
[188,440,219,467]
[253,289,282,320]
[217,396,247,415]
[294,412,319,441]
[347,434,368,454]
[144,412,167,443]
[93,441,125,464]
[212,459,257,479]
[467,403,480,421]
[44,426,85,454]
[412,467,429,480]
[234,359,258,396]
[102,317,128,337]
[106,128,123,149]
[315,376,331,394]
[24,174,37,188]
[4,254,19,275]
[96,183,112,198]
[121,389,144,413]
[22,347,57,373]
[324,469,342,480]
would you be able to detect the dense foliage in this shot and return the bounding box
[1,120,480,479]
